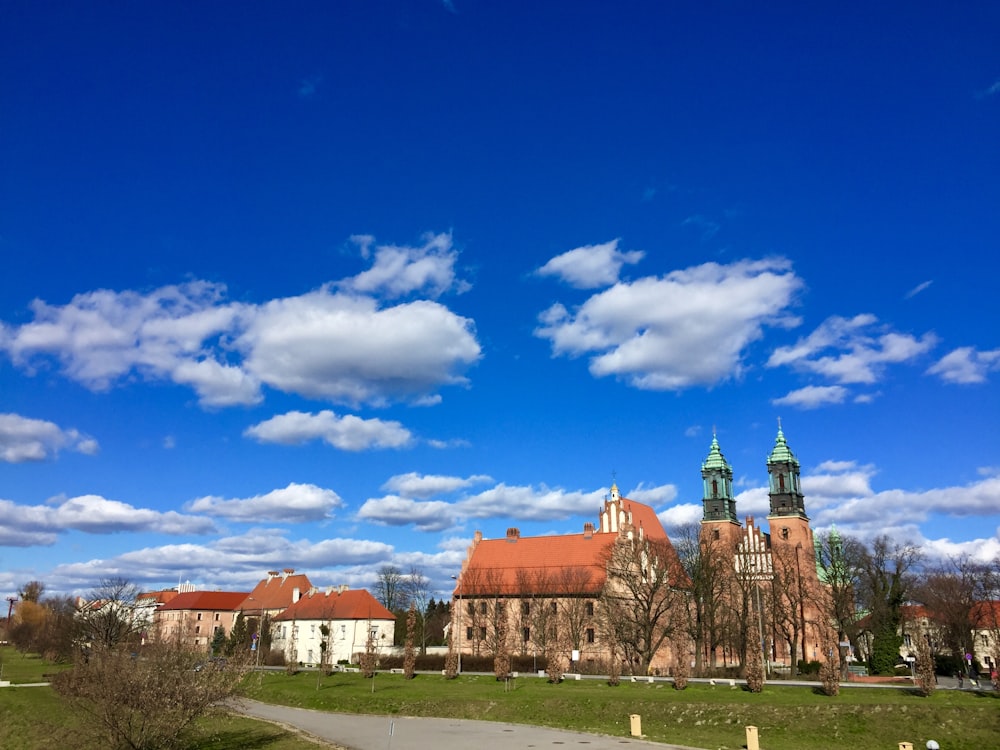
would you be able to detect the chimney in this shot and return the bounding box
[506,527,520,542]
[473,530,483,543]
[583,522,594,539]
[292,587,300,603]
[267,571,279,580]
[338,584,349,594]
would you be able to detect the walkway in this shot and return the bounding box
[234,699,703,750]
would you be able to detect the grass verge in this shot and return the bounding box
[249,670,1000,750]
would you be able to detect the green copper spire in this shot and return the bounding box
[701,432,731,472]
[767,419,799,467]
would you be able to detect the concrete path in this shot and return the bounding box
[234,699,703,750]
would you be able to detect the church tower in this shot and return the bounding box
[700,432,741,546]
[766,422,808,524]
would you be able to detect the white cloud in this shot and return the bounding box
[458,483,605,522]
[0,412,99,462]
[240,290,480,406]
[339,232,469,299]
[927,346,1000,384]
[536,239,645,289]
[357,496,457,532]
[626,482,679,506]
[767,314,937,385]
[536,257,802,390]
[0,240,483,409]
[657,502,702,529]
[904,280,933,299]
[245,410,413,451]
[381,472,493,498]
[186,482,343,522]
[0,494,215,540]
[772,385,848,409]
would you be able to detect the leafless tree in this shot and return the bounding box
[814,531,866,675]
[374,565,406,612]
[600,536,685,674]
[858,536,922,674]
[77,577,144,652]
[770,543,812,676]
[405,566,432,653]
[18,580,45,603]
[53,639,252,750]
[913,556,981,664]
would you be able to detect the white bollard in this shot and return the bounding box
[629,714,642,737]
[745,725,760,750]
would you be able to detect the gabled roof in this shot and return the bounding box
[157,590,250,612]
[237,571,312,613]
[455,496,681,597]
[137,590,179,606]
[273,588,394,622]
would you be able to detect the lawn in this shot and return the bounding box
[0,647,338,750]
[249,670,1000,750]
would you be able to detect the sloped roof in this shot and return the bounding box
[237,572,312,612]
[455,496,680,597]
[157,590,250,612]
[137,590,179,606]
[273,588,394,622]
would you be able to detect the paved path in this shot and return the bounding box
[234,699,703,750]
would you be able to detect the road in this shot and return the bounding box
[234,698,704,750]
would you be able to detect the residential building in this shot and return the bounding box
[153,590,249,650]
[271,587,395,666]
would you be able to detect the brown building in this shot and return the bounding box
[153,590,249,650]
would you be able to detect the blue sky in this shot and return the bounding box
[1,1,998,601]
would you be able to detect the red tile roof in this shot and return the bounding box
[455,497,681,597]
[237,573,312,613]
[137,590,179,606]
[273,588,394,622]
[157,591,250,612]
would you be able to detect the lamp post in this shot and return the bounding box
[5,596,17,624]
[451,575,462,674]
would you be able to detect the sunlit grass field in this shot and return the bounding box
[249,669,1000,750]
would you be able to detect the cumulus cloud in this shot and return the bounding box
[535,239,645,289]
[772,385,849,409]
[239,290,480,406]
[381,472,493,499]
[767,314,937,385]
[357,496,457,532]
[245,410,413,451]
[0,412,99,462]
[927,346,1000,384]
[358,481,608,533]
[186,482,343,522]
[339,232,469,299]
[657,502,702,529]
[0,494,215,543]
[626,482,679,506]
[536,257,802,390]
[0,236,482,409]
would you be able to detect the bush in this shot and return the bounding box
[52,642,251,750]
[797,659,822,676]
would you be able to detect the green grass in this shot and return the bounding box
[249,670,1000,750]
[0,648,332,750]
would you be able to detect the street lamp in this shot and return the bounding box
[450,575,462,674]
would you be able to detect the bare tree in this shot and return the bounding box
[815,531,866,675]
[674,524,736,674]
[405,566,432,653]
[77,577,144,652]
[770,544,812,676]
[53,640,251,750]
[858,536,922,674]
[600,536,685,674]
[18,580,45,603]
[914,556,981,668]
[374,565,406,612]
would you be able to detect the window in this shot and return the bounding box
[466,602,474,616]
[781,527,789,540]
[340,624,346,639]
[713,528,720,541]
[214,613,220,621]
[479,627,486,640]
[586,628,595,643]
[479,602,487,615]
[586,602,594,617]
[521,602,530,615]
[711,479,718,497]
[903,634,912,647]
[551,602,558,614]
[196,612,203,621]
[523,627,530,643]
[466,626,473,641]
[195,625,201,634]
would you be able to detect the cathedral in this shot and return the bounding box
[451,425,830,676]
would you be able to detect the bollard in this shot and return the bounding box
[745,725,760,750]
[898,744,913,750]
[629,714,642,737]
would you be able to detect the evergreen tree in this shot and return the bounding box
[226,612,249,657]
[210,627,227,656]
